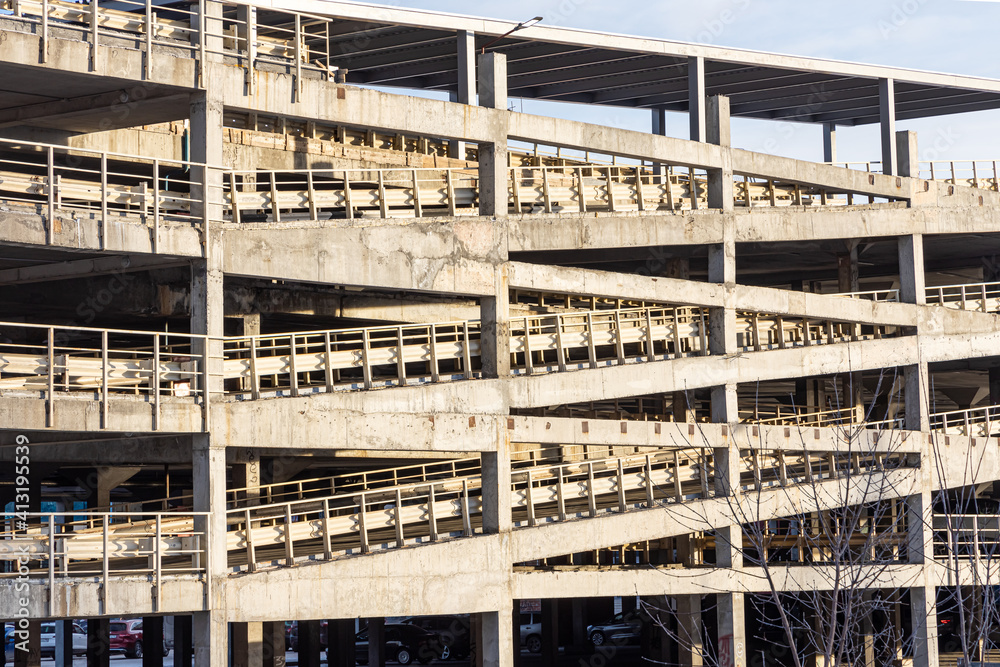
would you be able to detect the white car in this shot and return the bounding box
[519,613,541,653]
[40,622,87,659]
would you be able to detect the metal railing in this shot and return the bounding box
[0,137,218,250]
[829,160,1000,191]
[0,321,208,429]
[837,281,1000,314]
[0,511,208,614]
[931,405,1000,438]
[933,514,1000,560]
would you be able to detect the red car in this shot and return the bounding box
[109,619,149,659]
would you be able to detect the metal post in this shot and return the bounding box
[46,326,55,428]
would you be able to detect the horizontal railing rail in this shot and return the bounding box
[829,159,1000,191]
[837,281,1000,314]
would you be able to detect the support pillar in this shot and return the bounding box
[706,95,734,211]
[449,30,477,160]
[298,621,321,667]
[192,435,228,667]
[14,629,40,667]
[880,78,897,176]
[327,620,355,667]
[232,622,262,667]
[173,616,192,667]
[688,56,706,142]
[367,619,385,667]
[677,596,704,667]
[477,604,514,667]
[897,130,919,178]
[261,621,285,667]
[142,617,165,667]
[823,123,837,163]
[477,52,508,217]
[541,600,559,665]
[717,593,746,667]
[54,620,74,667]
[898,234,926,305]
[87,618,110,667]
[480,269,510,378]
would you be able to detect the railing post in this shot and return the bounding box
[644,455,655,507]
[361,328,373,389]
[428,324,440,382]
[524,471,536,527]
[427,483,439,540]
[248,335,260,399]
[41,0,49,62]
[616,457,627,512]
[154,514,163,606]
[101,519,109,611]
[197,0,206,86]
[411,170,423,217]
[288,333,299,397]
[323,331,334,392]
[321,498,332,559]
[99,152,108,250]
[556,466,567,521]
[46,326,55,428]
[395,326,407,386]
[586,462,597,517]
[394,489,405,546]
[101,329,109,429]
[152,160,160,252]
[46,146,55,244]
[283,503,295,565]
[293,13,302,103]
[461,321,473,379]
[357,494,369,553]
[460,481,472,537]
[446,169,457,216]
[47,515,55,615]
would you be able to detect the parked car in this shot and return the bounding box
[109,619,169,659]
[519,613,541,653]
[403,615,470,660]
[586,611,643,647]
[40,622,87,658]
[355,624,444,665]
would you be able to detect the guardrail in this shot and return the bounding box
[0,137,218,250]
[830,160,1000,191]
[0,305,907,413]
[933,514,1000,560]
[0,321,208,429]
[223,164,890,222]
[931,405,1000,438]
[837,281,1000,314]
[0,511,208,614]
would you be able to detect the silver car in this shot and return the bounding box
[519,613,541,653]
[40,622,87,659]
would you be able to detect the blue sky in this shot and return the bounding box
[377,0,1000,163]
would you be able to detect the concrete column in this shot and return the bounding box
[449,30,477,159]
[707,95,734,212]
[688,56,706,142]
[232,622,263,667]
[142,617,165,667]
[482,448,512,534]
[14,628,40,667]
[478,605,514,667]
[327,620,355,667]
[173,616,193,667]
[653,107,668,176]
[86,466,141,507]
[232,449,262,506]
[298,621,322,667]
[541,600,559,665]
[823,123,837,163]
[676,596,704,667]
[911,586,939,667]
[87,618,111,667]
[898,234,926,305]
[837,242,859,293]
[570,599,587,652]
[716,593,746,667]
[189,90,226,395]
[897,130,919,178]
[880,78,897,176]
[480,269,510,378]
[367,619,385,667]
[54,620,74,667]
[261,621,285,667]
[673,392,696,423]
[192,434,228,667]
[477,52,508,217]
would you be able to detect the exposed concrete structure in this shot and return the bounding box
[2,3,1000,667]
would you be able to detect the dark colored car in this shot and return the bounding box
[355,624,444,665]
[586,611,643,647]
[403,616,470,660]
[109,619,168,659]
